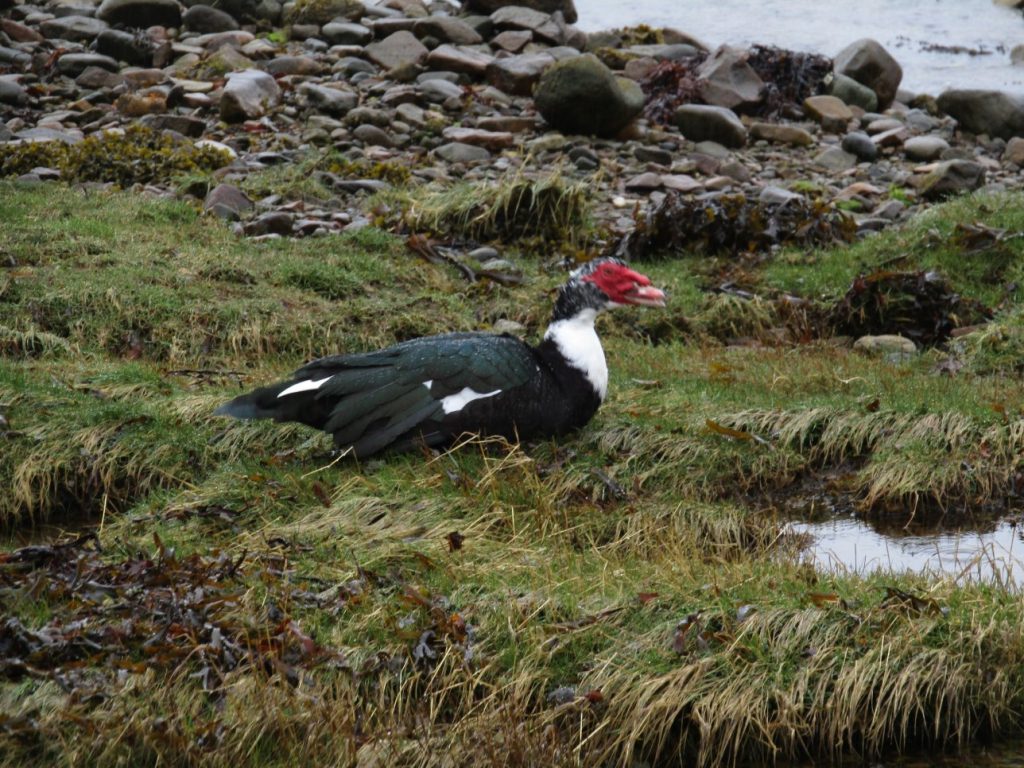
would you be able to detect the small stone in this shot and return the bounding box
[674,104,746,148]
[352,123,393,147]
[485,52,557,96]
[426,44,493,76]
[39,15,109,42]
[299,82,357,116]
[365,30,428,71]
[96,29,156,67]
[441,126,514,149]
[490,29,531,53]
[204,183,253,220]
[1004,136,1024,166]
[662,174,702,193]
[917,160,986,201]
[903,135,949,162]
[624,172,663,192]
[219,69,281,123]
[814,146,859,170]
[634,145,673,165]
[413,16,483,45]
[828,72,877,112]
[0,79,27,105]
[245,211,293,237]
[803,95,853,133]
[490,5,563,45]
[841,131,877,161]
[749,122,814,146]
[57,53,120,77]
[182,5,239,33]
[853,334,917,363]
[97,0,182,28]
[433,141,491,163]
[264,55,324,76]
[759,185,804,206]
[322,21,372,46]
[697,44,764,112]
[139,114,206,137]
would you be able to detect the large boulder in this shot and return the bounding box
[97,0,182,28]
[936,89,1024,139]
[462,0,576,24]
[833,38,902,110]
[697,45,764,112]
[533,53,644,137]
[674,104,747,148]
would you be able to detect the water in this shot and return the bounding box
[789,515,1024,586]
[576,0,1024,95]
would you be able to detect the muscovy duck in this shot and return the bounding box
[215,257,665,457]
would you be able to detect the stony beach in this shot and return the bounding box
[2,0,1023,245]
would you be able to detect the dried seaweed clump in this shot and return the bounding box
[746,45,832,118]
[640,58,707,125]
[0,125,232,186]
[830,270,992,346]
[610,192,856,260]
[406,171,590,244]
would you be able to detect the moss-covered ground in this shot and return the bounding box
[1,181,1023,766]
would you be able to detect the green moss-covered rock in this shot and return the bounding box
[533,53,644,138]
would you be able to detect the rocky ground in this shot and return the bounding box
[2,0,1023,252]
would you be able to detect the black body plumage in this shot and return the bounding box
[215,258,664,457]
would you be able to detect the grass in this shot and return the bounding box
[2,181,1024,766]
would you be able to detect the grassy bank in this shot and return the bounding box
[2,181,1024,766]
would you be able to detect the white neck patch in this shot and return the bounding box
[544,309,607,400]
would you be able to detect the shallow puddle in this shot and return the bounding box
[789,514,1024,586]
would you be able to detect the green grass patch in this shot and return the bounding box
[2,182,1024,767]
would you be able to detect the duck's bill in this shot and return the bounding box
[622,284,667,307]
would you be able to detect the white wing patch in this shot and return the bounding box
[278,376,332,398]
[440,386,501,414]
[544,309,607,400]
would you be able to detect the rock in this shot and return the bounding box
[464,0,577,24]
[697,45,764,112]
[1013,43,1024,66]
[490,29,531,53]
[139,114,206,137]
[662,174,702,193]
[96,29,156,67]
[624,172,663,192]
[853,334,916,362]
[427,44,493,76]
[365,30,429,71]
[183,5,239,33]
[441,126,514,149]
[116,91,167,116]
[828,71,877,112]
[865,117,903,134]
[433,141,491,163]
[16,127,83,144]
[903,135,949,162]
[76,66,124,89]
[759,185,803,206]
[2,18,44,44]
[634,145,672,165]
[245,211,293,237]
[936,89,1024,140]
[264,55,324,76]
[39,15,109,42]
[918,160,986,200]
[534,53,644,137]
[833,38,902,110]
[417,77,463,103]
[814,146,858,170]
[1004,136,1024,165]
[870,126,908,149]
[674,104,747,148]
[299,82,357,115]
[413,16,483,45]
[219,69,281,122]
[485,51,556,96]
[841,131,877,161]
[803,95,853,132]
[321,21,372,45]
[57,53,120,77]
[491,6,563,45]
[97,0,182,28]
[283,0,362,25]
[352,123,393,147]
[204,183,253,221]
[749,122,814,146]
[0,79,27,105]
